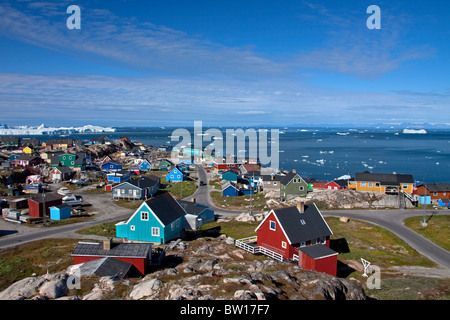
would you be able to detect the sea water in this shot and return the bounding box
[18,126,450,183]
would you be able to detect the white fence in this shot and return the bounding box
[235,236,284,262]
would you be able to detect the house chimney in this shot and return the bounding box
[103,238,113,250]
[271,175,274,180]
[191,197,196,203]
[297,201,305,213]
[292,169,296,174]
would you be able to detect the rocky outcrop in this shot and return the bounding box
[266,189,415,209]
[0,236,366,301]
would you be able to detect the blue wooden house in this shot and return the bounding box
[101,161,123,172]
[115,193,186,244]
[221,170,239,182]
[107,170,131,183]
[139,159,151,171]
[50,203,71,220]
[9,154,20,161]
[166,166,185,182]
[222,181,240,197]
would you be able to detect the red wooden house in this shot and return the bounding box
[14,154,43,167]
[28,193,63,218]
[237,202,338,276]
[213,160,239,172]
[71,239,152,276]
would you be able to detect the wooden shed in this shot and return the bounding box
[28,193,63,218]
[298,244,338,276]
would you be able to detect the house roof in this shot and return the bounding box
[144,192,186,226]
[261,174,283,182]
[257,203,333,245]
[299,244,338,259]
[280,172,304,185]
[127,176,159,189]
[51,203,71,210]
[221,181,239,190]
[423,183,450,192]
[52,166,72,174]
[355,172,414,186]
[71,241,151,258]
[29,193,62,204]
[177,200,209,215]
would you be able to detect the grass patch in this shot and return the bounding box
[326,217,436,271]
[366,276,450,300]
[0,238,80,292]
[200,219,260,240]
[210,191,266,211]
[403,215,450,251]
[159,177,198,200]
[78,220,122,238]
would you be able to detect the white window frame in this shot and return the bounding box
[281,241,287,249]
[269,220,276,231]
[151,227,160,237]
[130,225,135,231]
[141,211,149,221]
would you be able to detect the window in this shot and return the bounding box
[71,161,74,165]
[269,221,276,231]
[141,211,149,221]
[300,219,306,225]
[151,227,160,237]
[361,182,366,187]
[368,182,373,188]
[121,189,125,194]
[170,175,174,178]
[375,183,380,188]
[130,225,135,231]
[281,241,287,249]
[300,241,306,247]
[402,185,408,189]
[319,237,326,244]
[299,186,304,191]
[177,175,180,178]
[273,182,277,185]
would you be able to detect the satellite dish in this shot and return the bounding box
[361,258,371,277]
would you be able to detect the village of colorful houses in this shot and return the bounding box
[0,135,449,284]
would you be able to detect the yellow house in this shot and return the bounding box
[355,172,414,194]
[22,146,33,154]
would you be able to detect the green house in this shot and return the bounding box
[280,171,308,201]
[158,159,174,171]
[51,152,86,169]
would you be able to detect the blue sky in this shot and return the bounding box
[0,0,449,127]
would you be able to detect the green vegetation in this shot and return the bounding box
[200,219,260,240]
[403,215,450,251]
[78,220,122,238]
[210,191,266,211]
[159,177,198,200]
[0,239,79,291]
[326,217,436,270]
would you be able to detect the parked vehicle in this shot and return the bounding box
[70,179,86,185]
[62,195,83,206]
[57,187,72,196]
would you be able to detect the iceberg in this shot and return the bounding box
[402,129,427,134]
[0,124,116,135]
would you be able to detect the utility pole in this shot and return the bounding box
[421,183,428,227]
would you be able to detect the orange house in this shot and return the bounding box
[416,183,450,201]
[354,172,414,194]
